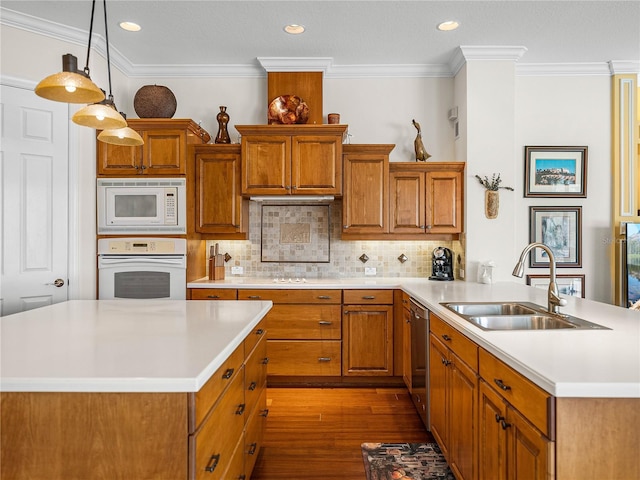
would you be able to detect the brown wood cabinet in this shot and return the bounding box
[342,144,393,237]
[236,125,347,196]
[97,119,210,176]
[429,313,478,480]
[342,290,394,376]
[193,144,248,238]
[238,289,343,377]
[389,162,465,235]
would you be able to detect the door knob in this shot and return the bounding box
[46,278,65,287]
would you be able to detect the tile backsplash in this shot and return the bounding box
[206,201,464,279]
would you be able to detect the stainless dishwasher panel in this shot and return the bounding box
[410,298,429,429]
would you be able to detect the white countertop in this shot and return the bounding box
[0,299,272,393]
[190,277,640,398]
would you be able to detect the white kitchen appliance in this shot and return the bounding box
[97,238,186,300]
[97,178,186,234]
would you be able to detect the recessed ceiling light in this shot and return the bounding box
[284,24,305,35]
[437,21,460,32]
[119,21,141,32]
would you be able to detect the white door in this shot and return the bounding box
[1,84,69,316]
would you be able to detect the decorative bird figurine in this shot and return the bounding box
[412,119,431,161]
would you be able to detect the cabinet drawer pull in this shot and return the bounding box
[500,419,511,430]
[247,442,258,455]
[318,321,333,326]
[262,357,269,365]
[362,295,376,300]
[442,334,452,341]
[248,381,257,391]
[318,357,332,362]
[495,414,505,423]
[317,295,332,300]
[222,368,234,379]
[247,295,261,299]
[260,408,270,417]
[205,453,221,473]
[441,358,451,366]
[255,328,265,335]
[494,378,511,391]
[235,403,246,415]
[207,295,220,299]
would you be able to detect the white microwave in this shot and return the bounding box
[97,178,186,234]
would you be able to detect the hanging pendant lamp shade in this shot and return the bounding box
[98,126,144,146]
[35,54,105,104]
[72,96,127,129]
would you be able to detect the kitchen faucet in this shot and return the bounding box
[512,242,567,315]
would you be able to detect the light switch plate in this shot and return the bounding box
[231,266,243,275]
[365,267,377,276]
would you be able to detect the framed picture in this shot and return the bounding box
[524,146,587,197]
[526,274,585,298]
[529,206,582,267]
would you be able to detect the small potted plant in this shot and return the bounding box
[475,173,514,219]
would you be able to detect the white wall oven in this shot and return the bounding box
[98,238,186,300]
[97,178,186,234]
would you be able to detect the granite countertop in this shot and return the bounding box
[191,276,640,398]
[0,299,272,393]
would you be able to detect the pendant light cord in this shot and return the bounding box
[83,0,96,77]
[103,0,115,105]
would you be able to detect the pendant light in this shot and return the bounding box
[74,0,129,131]
[94,0,143,146]
[34,2,104,104]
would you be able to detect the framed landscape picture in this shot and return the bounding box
[529,206,582,267]
[524,146,587,197]
[526,274,585,298]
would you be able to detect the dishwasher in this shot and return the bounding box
[409,298,430,429]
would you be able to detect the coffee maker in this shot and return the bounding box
[429,247,454,281]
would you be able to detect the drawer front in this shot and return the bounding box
[191,368,245,480]
[245,334,268,417]
[221,436,245,480]
[401,291,411,310]
[266,305,342,339]
[190,288,238,300]
[267,340,342,376]
[343,289,394,305]
[243,318,267,357]
[479,348,552,437]
[430,314,478,371]
[244,388,268,479]
[191,344,244,432]
[238,289,341,304]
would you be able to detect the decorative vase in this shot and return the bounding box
[485,190,499,219]
[133,85,177,118]
[215,106,231,144]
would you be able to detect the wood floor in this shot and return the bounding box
[250,387,433,480]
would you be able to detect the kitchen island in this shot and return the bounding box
[189,277,640,479]
[1,299,272,480]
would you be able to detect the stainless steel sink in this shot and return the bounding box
[440,302,609,331]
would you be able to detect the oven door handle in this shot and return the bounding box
[98,257,185,266]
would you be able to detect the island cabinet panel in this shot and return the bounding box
[429,313,479,480]
[237,125,347,196]
[0,392,188,480]
[97,118,210,176]
[189,367,245,480]
[244,387,268,476]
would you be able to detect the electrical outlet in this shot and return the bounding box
[231,266,243,275]
[365,267,377,276]
[459,268,465,279]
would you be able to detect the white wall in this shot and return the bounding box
[1,26,616,303]
[514,75,612,302]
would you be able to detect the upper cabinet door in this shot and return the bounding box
[143,129,187,175]
[425,167,464,234]
[241,134,291,195]
[292,135,342,195]
[390,169,426,233]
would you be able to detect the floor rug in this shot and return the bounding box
[361,443,455,480]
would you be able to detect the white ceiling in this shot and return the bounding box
[2,0,639,77]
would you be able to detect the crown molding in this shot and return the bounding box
[517,62,614,76]
[257,57,333,73]
[449,46,528,75]
[609,61,640,75]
